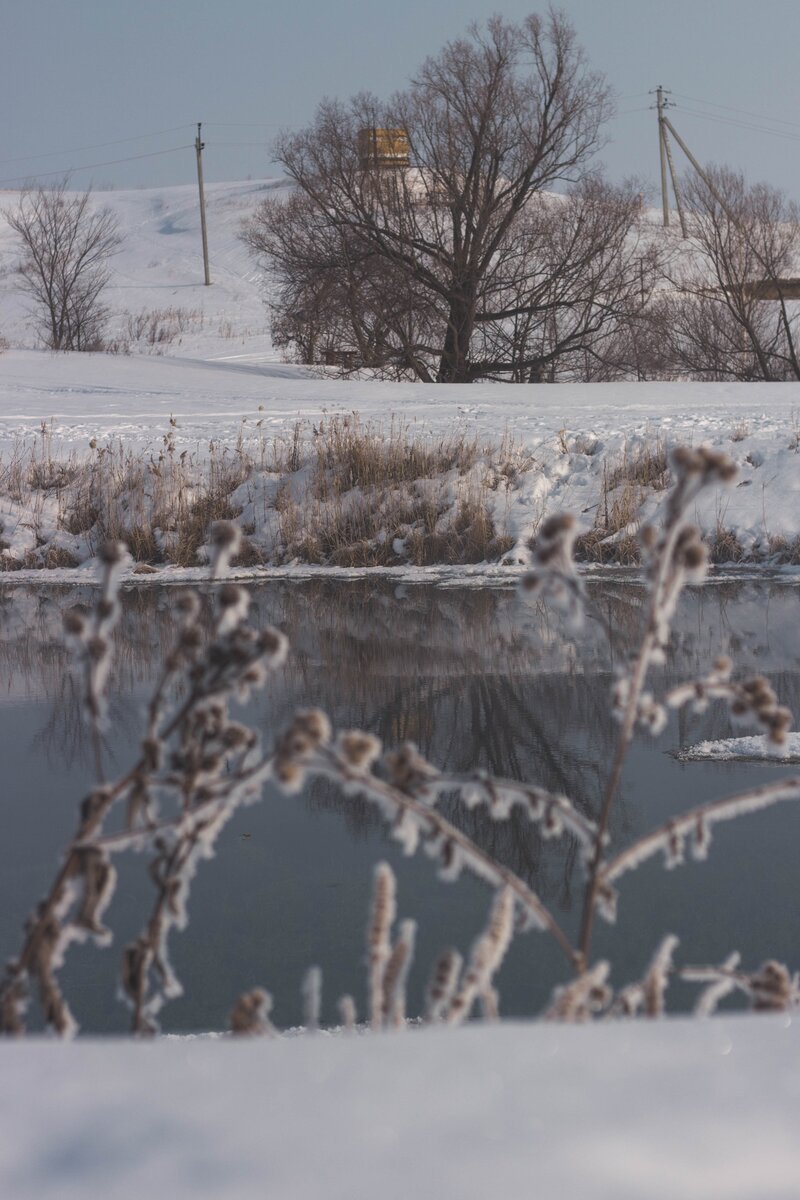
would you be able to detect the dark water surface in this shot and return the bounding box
[1,576,799,1033]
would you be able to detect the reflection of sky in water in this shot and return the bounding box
[1,579,799,1033]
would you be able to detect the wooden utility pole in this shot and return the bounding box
[195,122,211,286]
[656,86,670,227]
[662,126,688,238]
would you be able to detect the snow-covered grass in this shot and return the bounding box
[1,350,800,573]
[0,414,518,570]
[2,1017,798,1200]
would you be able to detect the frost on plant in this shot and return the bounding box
[4,449,800,1037]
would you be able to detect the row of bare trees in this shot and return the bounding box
[244,10,800,384]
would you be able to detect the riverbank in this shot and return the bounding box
[1,351,799,574]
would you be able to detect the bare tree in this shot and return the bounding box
[243,190,440,378]
[662,167,800,381]
[254,11,612,383]
[6,180,122,351]
[468,177,661,382]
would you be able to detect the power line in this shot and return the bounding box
[204,121,295,129]
[672,91,800,132]
[0,145,193,188]
[0,125,195,169]
[676,104,800,144]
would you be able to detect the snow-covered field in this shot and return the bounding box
[2,1017,799,1200]
[0,179,287,361]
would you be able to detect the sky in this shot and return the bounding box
[3,0,800,199]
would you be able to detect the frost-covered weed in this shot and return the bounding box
[0,525,288,1036]
[264,443,800,1027]
[3,445,800,1038]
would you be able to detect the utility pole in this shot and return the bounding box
[662,126,688,238]
[656,86,670,227]
[195,122,211,286]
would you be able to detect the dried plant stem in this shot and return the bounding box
[600,777,800,888]
[578,453,734,964]
[578,637,652,964]
[447,888,514,1025]
[368,863,396,1031]
[315,748,579,967]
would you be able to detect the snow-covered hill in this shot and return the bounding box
[0,178,291,360]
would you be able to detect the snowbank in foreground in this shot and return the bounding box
[1,1017,798,1199]
[679,734,800,763]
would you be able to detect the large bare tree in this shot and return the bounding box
[6,180,122,351]
[252,10,614,383]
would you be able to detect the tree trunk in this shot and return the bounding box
[437,298,474,383]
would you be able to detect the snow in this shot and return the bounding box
[0,179,799,572]
[1,1017,798,1199]
[679,733,800,763]
[0,347,799,573]
[3,180,800,1193]
[0,179,291,361]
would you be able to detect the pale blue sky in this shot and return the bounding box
[3,1,800,198]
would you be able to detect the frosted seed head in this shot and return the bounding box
[62,608,86,637]
[210,521,240,550]
[258,627,289,665]
[337,730,382,771]
[99,540,126,566]
[750,961,793,1011]
[293,708,331,746]
[175,591,201,618]
[218,583,246,608]
[540,513,575,540]
[230,987,274,1035]
[273,758,304,793]
[640,523,657,551]
[96,598,117,623]
[180,626,203,652]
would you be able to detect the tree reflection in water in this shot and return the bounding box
[3,576,800,921]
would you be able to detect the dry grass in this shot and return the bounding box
[0,418,521,570]
[605,438,670,492]
[766,533,800,565]
[571,437,670,565]
[573,529,641,565]
[311,415,481,498]
[118,307,205,354]
[709,526,746,564]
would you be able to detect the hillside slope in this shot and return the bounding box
[0,178,290,360]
